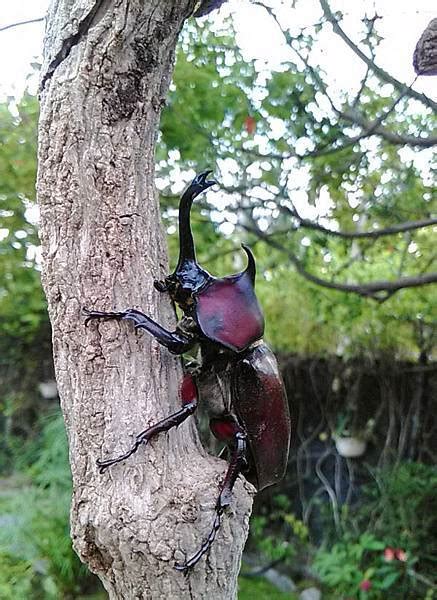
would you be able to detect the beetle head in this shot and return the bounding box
[154,172,260,323]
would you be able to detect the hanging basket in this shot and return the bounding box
[334,436,367,458]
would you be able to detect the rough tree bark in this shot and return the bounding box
[37,1,253,598]
[414,18,437,76]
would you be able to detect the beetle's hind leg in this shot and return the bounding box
[175,429,248,574]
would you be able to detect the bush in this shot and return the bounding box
[248,494,310,565]
[0,412,101,598]
[0,552,45,598]
[314,462,437,599]
[314,532,415,599]
[351,462,437,581]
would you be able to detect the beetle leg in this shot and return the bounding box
[83,307,194,354]
[174,430,248,574]
[96,398,198,474]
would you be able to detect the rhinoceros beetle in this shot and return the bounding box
[83,171,291,573]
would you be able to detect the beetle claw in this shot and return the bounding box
[174,562,192,576]
[154,279,168,292]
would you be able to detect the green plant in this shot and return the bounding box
[314,462,437,598]
[314,532,417,599]
[332,411,375,440]
[0,552,47,599]
[0,412,101,598]
[352,463,437,582]
[249,494,310,565]
[238,576,298,600]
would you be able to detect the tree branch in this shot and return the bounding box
[319,0,437,112]
[242,222,437,301]
[281,205,437,239]
[337,106,436,148]
[255,2,437,150]
[0,17,45,33]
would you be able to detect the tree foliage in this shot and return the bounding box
[0,93,45,340]
[0,4,436,361]
[157,9,436,357]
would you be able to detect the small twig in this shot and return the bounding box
[315,447,341,532]
[407,568,437,590]
[0,17,45,33]
[319,0,437,112]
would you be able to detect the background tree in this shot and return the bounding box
[36,1,251,598]
[156,4,436,356]
[0,92,52,467]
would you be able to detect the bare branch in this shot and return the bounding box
[352,64,371,108]
[0,17,45,33]
[319,0,437,112]
[242,222,437,301]
[281,205,437,239]
[338,106,437,148]
[288,37,435,149]
[255,2,437,150]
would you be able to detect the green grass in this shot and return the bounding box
[238,577,298,599]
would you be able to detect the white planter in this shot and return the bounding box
[38,380,58,399]
[335,436,366,458]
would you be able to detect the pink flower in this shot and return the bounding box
[395,548,407,562]
[359,579,372,592]
[384,547,396,561]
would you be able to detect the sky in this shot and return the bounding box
[0,0,435,101]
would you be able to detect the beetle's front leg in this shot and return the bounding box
[175,430,248,574]
[83,307,193,354]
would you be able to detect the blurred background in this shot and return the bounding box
[0,1,436,598]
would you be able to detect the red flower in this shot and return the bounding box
[384,546,407,562]
[384,547,396,561]
[395,548,407,562]
[359,579,372,592]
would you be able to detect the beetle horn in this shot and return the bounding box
[241,244,256,285]
[176,170,216,271]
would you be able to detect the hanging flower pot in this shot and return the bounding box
[38,380,58,399]
[334,436,367,458]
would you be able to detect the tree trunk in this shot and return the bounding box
[413,18,437,76]
[37,1,253,598]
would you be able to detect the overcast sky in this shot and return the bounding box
[0,0,435,101]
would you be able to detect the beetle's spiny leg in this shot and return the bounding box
[174,431,248,573]
[174,509,223,575]
[96,439,145,474]
[216,432,247,508]
[83,307,195,354]
[83,307,127,327]
[97,400,198,474]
